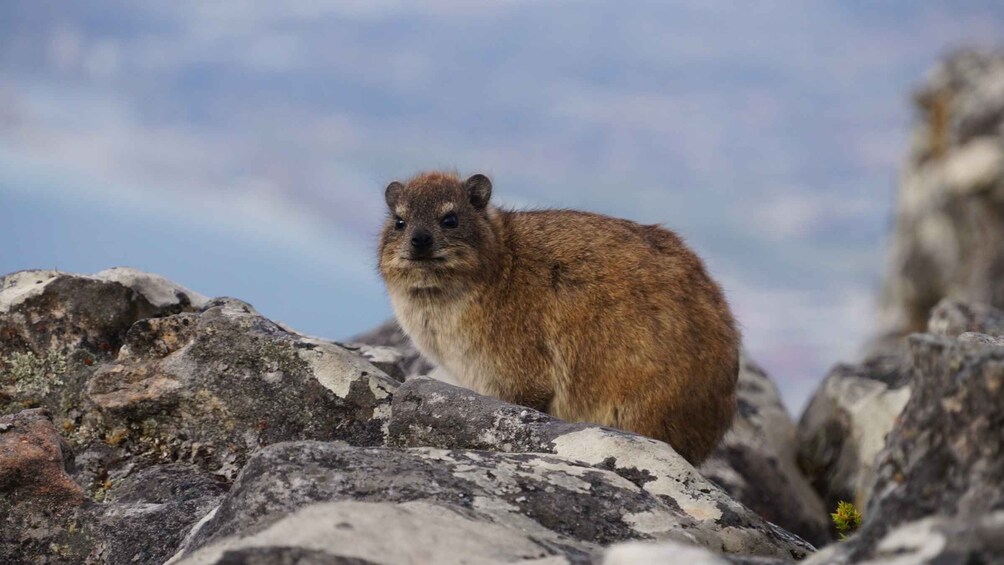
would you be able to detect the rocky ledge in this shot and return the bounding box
[2,267,816,565]
[5,269,1003,565]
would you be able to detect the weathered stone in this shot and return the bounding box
[0,408,83,503]
[798,298,1004,514]
[0,409,92,564]
[174,498,590,565]
[701,355,830,546]
[876,49,1004,344]
[74,297,399,481]
[2,268,819,563]
[796,355,911,511]
[94,463,225,565]
[0,269,203,359]
[863,334,1004,538]
[801,331,1004,563]
[804,511,1004,565]
[602,540,731,565]
[361,319,827,545]
[387,377,813,560]
[348,318,435,379]
[0,410,230,565]
[1,269,401,483]
[170,440,811,565]
[928,298,1004,337]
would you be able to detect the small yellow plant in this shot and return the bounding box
[831,501,862,539]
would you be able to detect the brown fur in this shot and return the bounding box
[378,171,740,463]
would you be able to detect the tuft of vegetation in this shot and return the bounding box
[831,501,863,539]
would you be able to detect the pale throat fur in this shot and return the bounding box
[379,172,513,398]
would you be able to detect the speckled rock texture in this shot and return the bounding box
[1,269,399,564]
[700,356,830,546]
[349,318,434,379]
[387,377,814,560]
[168,439,811,565]
[804,512,1004,565]
[876,49,1004,344]
[796,354,911,511]
[1,268,819,564]
[357,320,828,545]
[0,408,92,563]
[864,333,1004,539]
[797,298,1004,513]
[801,331,1004,564]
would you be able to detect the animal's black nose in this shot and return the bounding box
[411,230,433,249]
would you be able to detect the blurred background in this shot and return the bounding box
[2,1,1003,413]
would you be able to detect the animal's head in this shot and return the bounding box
[378,171,497,292]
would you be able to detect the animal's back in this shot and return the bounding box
[490,209,740,462]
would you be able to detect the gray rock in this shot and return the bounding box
[170,440,811,565]
[876,50,1004,345]
[0,269,203,360]
[797,298,1004,513]
[3,268,817,564]
[803,330,1004,563]
[0,410,228,565]
[804,512,1004,565]
[360,319,828,545]
[700,355,831,546]
[863,333,1004,539]
[74,296,398,481]
[97,464,225,565]
[348,318,434,379]
[387,377,814,560]
[0,269,403,564]
[928,298,1004,337]
[602,540,731,565]
[796,354,911,512]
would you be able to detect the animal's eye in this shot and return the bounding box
[441,213,458,229]
[394,216,405,230]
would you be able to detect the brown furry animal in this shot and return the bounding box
[378,171,739,463]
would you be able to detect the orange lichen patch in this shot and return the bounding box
[0,409,85,504]
[86,363,182,412]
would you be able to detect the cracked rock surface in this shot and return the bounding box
[2,268,813,564]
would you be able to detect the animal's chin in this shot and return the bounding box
[408,256,447,264]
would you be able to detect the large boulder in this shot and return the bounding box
[168,438,812,565]
[1,269,402,564]
[0,408,227,564]
[863,332,1004,540]
[802,330,1004,563]
[2,268,817,564]
[386,377,814,560]
[804,511,1004,565]
[0,268,206,360]
[797,299,1004,512]
[700,356,831,546]
[3,270,399,487]
[795,354,911,511]
[357,320,830,546]
[74,296,397,480]
[876,49,1004,344]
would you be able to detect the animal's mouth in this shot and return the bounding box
[408,256,447,263]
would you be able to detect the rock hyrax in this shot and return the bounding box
[378,172,740,463]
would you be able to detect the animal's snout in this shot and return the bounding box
[411,230,433,250]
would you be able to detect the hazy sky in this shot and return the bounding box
[3,1,1003,413]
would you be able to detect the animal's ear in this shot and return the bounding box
[385,181,404,209]
[465,174,492,210]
